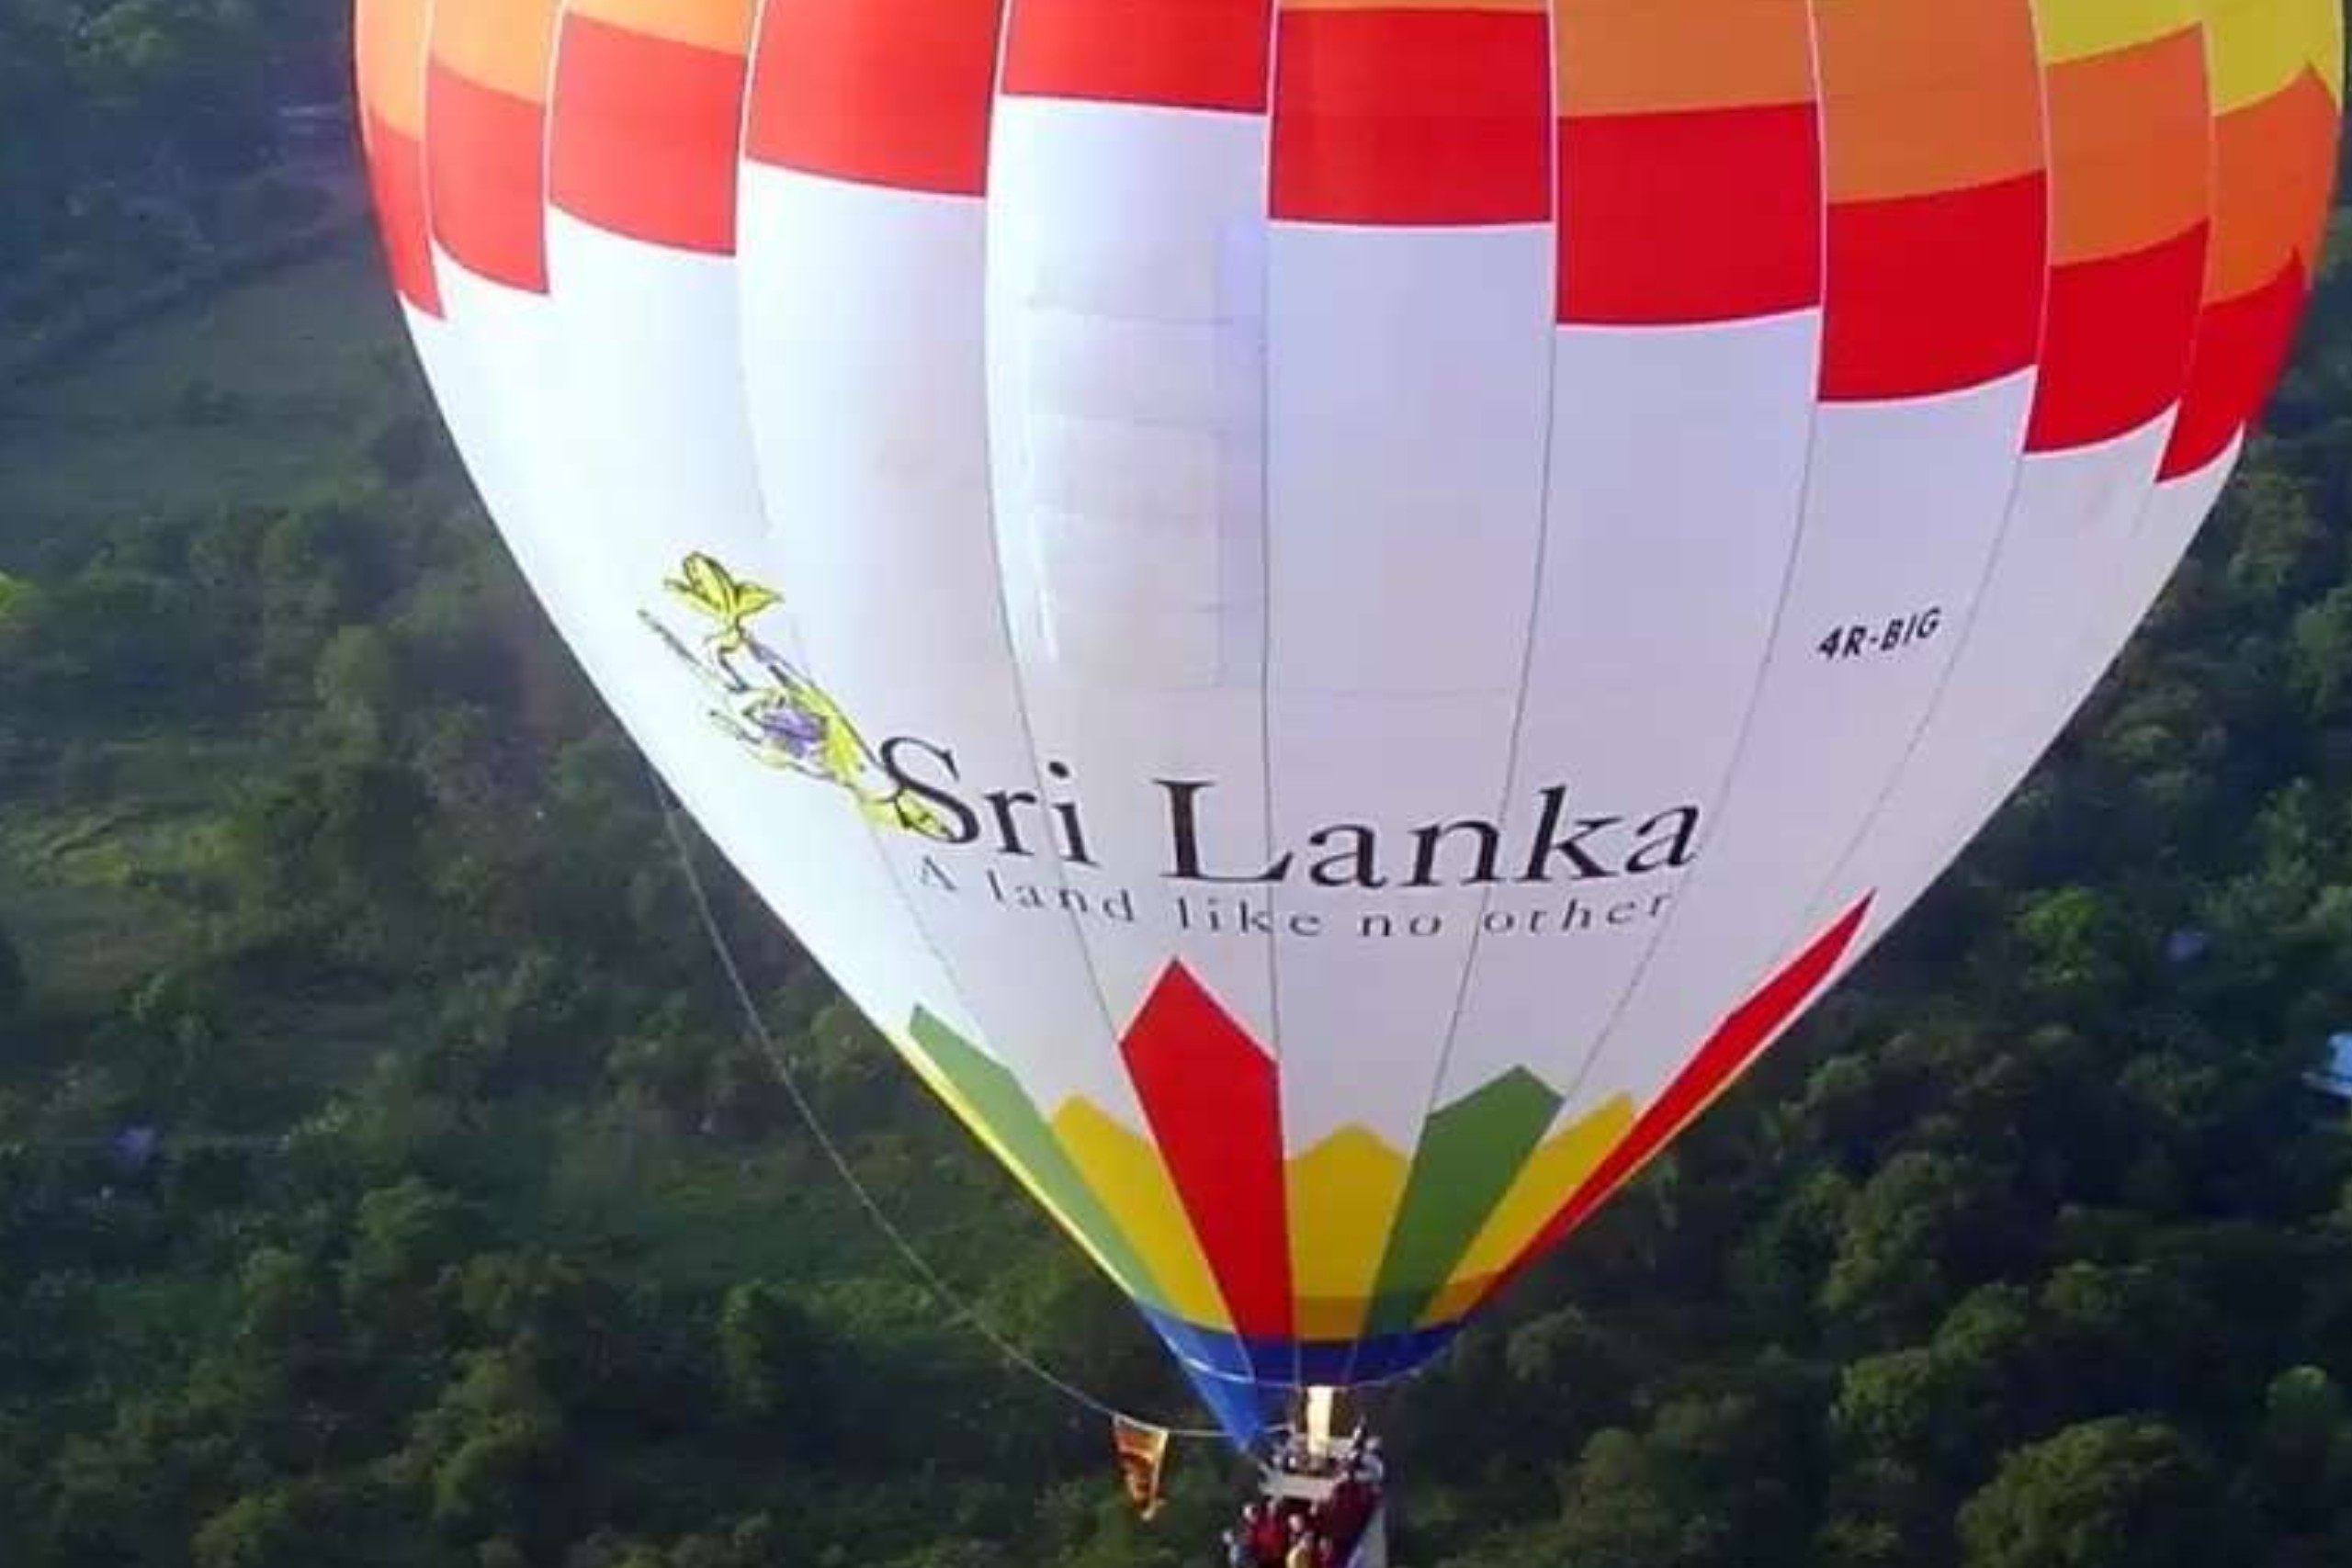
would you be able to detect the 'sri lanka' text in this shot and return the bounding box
[877,739,1700,890]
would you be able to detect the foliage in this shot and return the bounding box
[0,918,26,1017]
[1957,1418,2215,1568]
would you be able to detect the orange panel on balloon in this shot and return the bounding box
[1272,4,1553,225]
[2041,26,2211,265]
[2160,60,2342,478]
[2207,71,2341,298]
[745,0,1004,195]
[431,0,557,101]
[1553,0,1815,116]
[356,0,428,136]
[1814,0,2043,202]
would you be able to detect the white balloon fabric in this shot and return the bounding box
[357,0,2344,1443]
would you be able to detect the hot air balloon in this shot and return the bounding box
[355,0,2345,1452]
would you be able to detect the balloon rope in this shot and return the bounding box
[647,767,1225,1441]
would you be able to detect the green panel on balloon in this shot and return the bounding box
[1363,1066,1563,1336]
[907,1009,1167,1313]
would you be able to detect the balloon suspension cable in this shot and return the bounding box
[648,766,1225,1442]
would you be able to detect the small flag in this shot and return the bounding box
[1113,1416,1171,1520]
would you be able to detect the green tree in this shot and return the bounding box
[0,918,26,1017]
[226,754,435,960]
[1957,1417,2215,1568]
[2010,886,2133,1011]
[718,1280,832,1444]
[1833,1348,1951,1466]
[2217,468,2329,617]
[1821,1152,1996,1338]
[2289,585,2352,717]
[311,623,404,756]
[391,1348,564,1544]
[235,1245,334,1357]
[1833,1289,2045,1484]
[343,1178,478,1303]
[191,1481,344,1568]
[1552,1427,1712,1568]
[2245,1365,2352,1540]
[254,502,379,688]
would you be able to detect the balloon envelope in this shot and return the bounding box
[356,0,2344,1444]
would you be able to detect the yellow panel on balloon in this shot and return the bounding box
[1285,1127,1412,1342]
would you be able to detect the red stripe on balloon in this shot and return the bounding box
[363,114,442,315]
[746,0,1004,195]
[426,63,550,293]
[1004,0,1272,112]
[2159,259,2314,480]
[1272,8,1551,226]
[1119,963,1294,1340]
[1821,174,2049,402]
[2025,223,2208,454]
[549,15,745,254]
[1557,101,1822,325]
[1485,895,1872,1305]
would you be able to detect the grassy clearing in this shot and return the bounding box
[0,239,406,558]
[533,1118,882,1289]
[0,864,159,1008]
[0,729,257,1005]
[1,242,401,1009]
